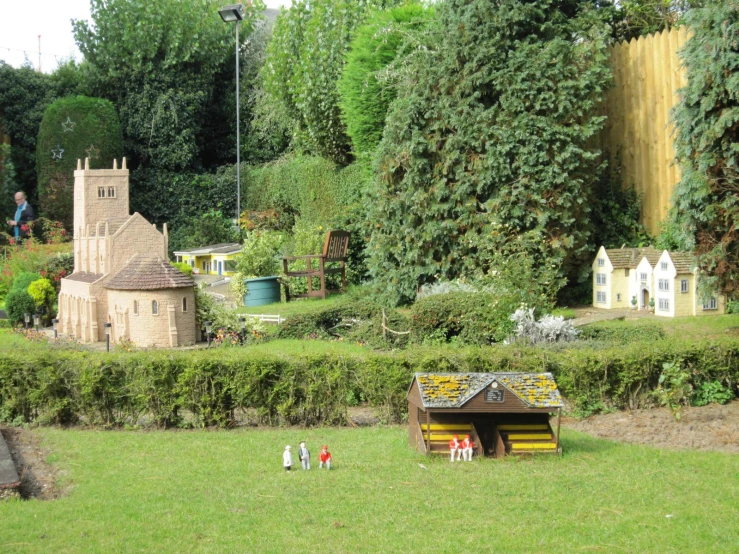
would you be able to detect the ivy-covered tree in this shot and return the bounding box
[667,0,739,296]
[337,3,433,159]
[36,96,123,229]
[367,0,612,305]
[264,0,400,165]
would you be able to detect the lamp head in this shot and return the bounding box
[218,3,244,22]
[104,322,112,336]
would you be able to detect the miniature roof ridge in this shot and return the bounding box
[104,254,194,290]
[173,242,242,255]
[412,372,563,409]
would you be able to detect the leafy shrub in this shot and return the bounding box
[27,278,56,318]
[367,0,611,304]
[579,322,667,343]
[508,309,579,345]
[416,280,482,300]
[337,2,434,157]
[409,292,522,345]
[171,262,193,276]
[235,230,285,278]
[692,380,735,407]
[11,271,42,293]
[667,0,739,298]
[40,251,73,291]
[653,362,693,420]
[36,96,123,228]
[5,288,36,325]
[277,297,409,348]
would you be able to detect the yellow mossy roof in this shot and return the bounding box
[413,372,563,409]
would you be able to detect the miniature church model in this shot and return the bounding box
[56,158,196,347]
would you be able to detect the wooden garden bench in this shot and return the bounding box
[282,230,349,301]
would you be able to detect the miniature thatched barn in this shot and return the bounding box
[407,373,564,458]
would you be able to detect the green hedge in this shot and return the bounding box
[1,338,737,427]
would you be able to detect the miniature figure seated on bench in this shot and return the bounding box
[281,230,349,301]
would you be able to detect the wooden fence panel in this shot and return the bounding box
[597,27,688,236]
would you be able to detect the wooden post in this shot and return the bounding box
[556,408,562,455]
[425,410,431,456]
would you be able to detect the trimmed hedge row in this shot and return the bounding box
[0,338,737,427]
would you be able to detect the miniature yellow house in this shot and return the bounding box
[592,246,726,317]
[56,158,196,347]
[173,243,241,276]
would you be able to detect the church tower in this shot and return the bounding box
[73,157,130,239]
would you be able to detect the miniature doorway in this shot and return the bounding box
[641,289,650,309]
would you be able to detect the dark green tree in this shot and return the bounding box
[666,0,739,296]
[36,96,123,228]
[337,3,433,159]
[73,0,263,225]
[264,0,401,165]
[367,0,612,305]
[0,62,58,203]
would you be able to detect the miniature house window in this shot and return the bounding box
[97,186,106,198]
[182,297,187,312]
[616,293,621,302]
[658,279,669,292]
[597,258,604,267]
[640,272,647,282]
[702,297,718,310]
[596,273,606,285]
[152,300,159,315]
[680,279,689,293]
[202,261,207,271]
[624,269,630,277]
[190,260,195,268]
[596,291,606,304]
[107,186,116,198]
[660,261,668,270]
[658,298,669,311]
[133,300,138,315]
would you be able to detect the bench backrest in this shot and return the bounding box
[322,230,350,262]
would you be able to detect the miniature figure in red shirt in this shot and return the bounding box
[461,434,474,461]
[319,445,332,469]
[448,434,460,462]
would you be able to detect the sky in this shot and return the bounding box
[0,0,290,72]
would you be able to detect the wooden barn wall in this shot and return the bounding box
[595,27,689,236]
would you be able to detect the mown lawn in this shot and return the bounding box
[583,313,739,340]
[1,427,737,553]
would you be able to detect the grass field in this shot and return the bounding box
[1,427,737,553]
[583,313,739,340]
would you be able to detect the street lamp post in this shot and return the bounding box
[23,313,30,329]
[239,316,246,344]
[205,321,213,347]
[218,3,245,222]
[52,318,59,339]
[33,314,40,332]
[104,322,112,352]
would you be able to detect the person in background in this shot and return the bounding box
[319,445,332,469]
[7,191,35,240]
[283,445,293,472]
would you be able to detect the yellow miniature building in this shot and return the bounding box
[174,243,241,276]
[56,158,196,347]
[592,246,726,317]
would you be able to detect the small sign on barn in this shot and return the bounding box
[407,372,564,458]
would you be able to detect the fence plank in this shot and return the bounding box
[599,28,689,235]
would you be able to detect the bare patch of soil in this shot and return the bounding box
[0,427,60,500]
[562,400,739,453]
